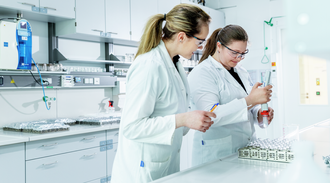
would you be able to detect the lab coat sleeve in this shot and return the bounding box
[251,104,261,125]
[121,61,176,145]
[188,68,249,128]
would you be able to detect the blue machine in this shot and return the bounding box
[0,19,32,70]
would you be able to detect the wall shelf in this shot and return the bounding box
[0,71,68,75]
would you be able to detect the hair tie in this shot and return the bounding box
[164,13,166,21]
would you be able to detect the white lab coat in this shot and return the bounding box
[111,40,190,183]
[188,55,260,166]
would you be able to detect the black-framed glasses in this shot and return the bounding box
[218,41,249,60]
[186,33,206,47]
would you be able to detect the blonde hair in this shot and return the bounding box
[135,4,210,59]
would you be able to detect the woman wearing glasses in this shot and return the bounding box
[188,25,274,166]
[111,4,216,183]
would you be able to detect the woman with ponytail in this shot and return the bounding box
[111,4,214,183]
[188,25,274,166]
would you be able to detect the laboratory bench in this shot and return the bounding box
[153,121,330,183]
[0,123,120,183]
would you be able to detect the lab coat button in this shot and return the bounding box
[248,138,251,141]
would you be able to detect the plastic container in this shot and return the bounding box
[276,141,330,183]
[283,124,299,141]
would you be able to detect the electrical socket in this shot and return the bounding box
[42,78,52,85]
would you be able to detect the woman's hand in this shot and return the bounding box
[245,82,272,107]
[175,110,216,132]
[258,107,274,124]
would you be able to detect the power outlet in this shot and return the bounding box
[42,78,52,85]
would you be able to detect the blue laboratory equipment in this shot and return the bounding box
[0,19,32,70]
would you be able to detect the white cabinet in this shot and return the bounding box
[26,146,107,183]
[75,0,106,36]
[157,0,181,14]
[208,9,225,38]
[106,129,119,180]
[26,131,106,160]
[39,0,75,18]
[0,0,75,19]
[130,0,158,41]
[107,143,118,178]
[0,143,25,183]
[105,0,130,40]
[0,0,39,11]
[57,0,132,41]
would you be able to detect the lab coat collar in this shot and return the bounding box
[158,40,190,103]
[158,40,176,68]
[208,55,249,93]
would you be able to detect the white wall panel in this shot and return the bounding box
[57,88,112,118]
[0,89,57,127]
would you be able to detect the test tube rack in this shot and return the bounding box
[238,138,295,163]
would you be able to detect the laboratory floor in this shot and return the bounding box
[152,121,330,183]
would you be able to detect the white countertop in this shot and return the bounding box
[152,154,288,183]
[152,121,330,183]
[0,123,119,146]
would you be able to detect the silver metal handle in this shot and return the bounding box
[83,153,96,157]
[43,161,58,166]
[83,136,96,140]
[21,2,36,7]
[43,7,57,11]
[42,143,58,147]
[107,32,118,35]
[92,29,103,32]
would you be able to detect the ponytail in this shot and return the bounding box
[199,28,221,63]
[135,14,164,59]
[135,4,211,60]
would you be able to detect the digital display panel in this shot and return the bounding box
[20,22,27,29]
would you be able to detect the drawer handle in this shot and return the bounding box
[107,32,118,35]
[43,7,57,11]
[43,161,58,166]
[21,2,36,7]
[84,153,96,157]
[91,29,103,32]
[42,143,58,147]
[83,136,96,140]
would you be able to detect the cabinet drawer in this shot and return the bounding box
[0,143,25,183]
[26,147,106,183]
[26,131,106,160]
[107,129,119,144]
[107,143,118,176]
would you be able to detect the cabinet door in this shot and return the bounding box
[75,0,106,36]
[26,147,106,183]
[208,9,225,38]
[40,0,75,19]
[107,143,118,177]
[0,0,39,11]
[0,143,25,183]
[157,0,181,14]
[105,0,130,40]
[130,0,158,41]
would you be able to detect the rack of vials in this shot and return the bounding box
[323,155,330,166]
[238,138,296,163]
